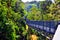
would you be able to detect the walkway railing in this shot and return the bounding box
[26,19,60,34]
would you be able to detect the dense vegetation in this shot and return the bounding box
[27,0,60,21]
[0,0,60,40]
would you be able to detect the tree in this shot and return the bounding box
[27,6,42,20]
[0,0,22,40]
[46,0,60,20]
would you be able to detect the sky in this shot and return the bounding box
[22,0,55,3]
[22,0,45,2]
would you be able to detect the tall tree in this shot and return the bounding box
[0,0,23,40]
[46,0,60,20]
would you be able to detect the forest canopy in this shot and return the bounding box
[0,0,60,40]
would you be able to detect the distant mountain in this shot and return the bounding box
[25,1,40,11]
[25,0,53,12]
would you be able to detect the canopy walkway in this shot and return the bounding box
[26,19,60,34]
[25,18,60,39]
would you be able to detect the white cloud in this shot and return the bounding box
[22,0,55,3]
[22,0,45,2]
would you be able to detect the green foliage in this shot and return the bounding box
[46,1,60,20]
[27,1,60,21]
[27,6,42,20]
[0,0,60,40]
[0,0,21,40]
